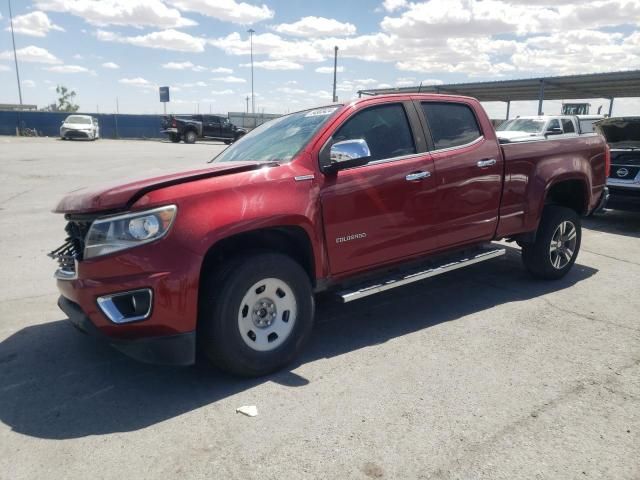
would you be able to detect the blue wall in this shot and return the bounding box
[0,111,165,138]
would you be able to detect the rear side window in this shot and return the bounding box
[548,119,561,130]
[561,119,575,133]
[421,102,482,150]
[334,103,416,161]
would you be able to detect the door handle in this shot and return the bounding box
[477,158,497,168]
[405,171,431,181]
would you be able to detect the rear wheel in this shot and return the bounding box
[184,130,197,144]
[522,206,581,280]
[199,253,314,377]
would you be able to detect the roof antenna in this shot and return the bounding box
[417,81,423,93]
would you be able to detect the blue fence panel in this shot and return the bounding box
[0,111,165,139]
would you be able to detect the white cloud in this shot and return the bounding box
[0,45,61,64]
[316,65,344,74]
[210,89,234,95]
[382,0,408,12]
[277,87,307,95]
[0,64,10,72]
[46,64,92,73]
[211,66,233,73]
[240,59,303,70]
[179,81,208,87]
[35,0,196,28]
[8,11,64,37]
[22,79,36,87]
[97,29,207,52]
[119,77,156,90]
[171,0,274,24]
[102,61,120,69]
[212,75,246,83]
[273,16,356,37]
[162,61,208,72]
[212,32,325,63]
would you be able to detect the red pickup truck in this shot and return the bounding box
[50,94,609,376]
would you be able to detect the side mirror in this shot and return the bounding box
[545,127,563,136]
[322,139,371,173]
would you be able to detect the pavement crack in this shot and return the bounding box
[582,248,640,267]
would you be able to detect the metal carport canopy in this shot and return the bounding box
[357,70,640,102]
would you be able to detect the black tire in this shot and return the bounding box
[521,205,581,280]
[169,133,181,143]
[199,253,315,377]
[224,139,231,145]
[184,130,197,144]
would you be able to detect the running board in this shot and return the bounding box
[337,246,506,303]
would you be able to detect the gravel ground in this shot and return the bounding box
[0,137,638,480]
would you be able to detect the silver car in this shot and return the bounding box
[60,115,100,140]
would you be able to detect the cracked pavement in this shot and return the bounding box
[0,137,639,480]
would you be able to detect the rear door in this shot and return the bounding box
[320,101,438,275]
[417,100,503,248]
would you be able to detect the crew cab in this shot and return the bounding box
[596,117,640,210]
[497,115,579,142]
[161,114,247,144]
[50,94,609,376]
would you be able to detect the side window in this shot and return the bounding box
[548,119,561,130]
[421,102,481,149]
[333,103,416,162]
[561,119,575,133]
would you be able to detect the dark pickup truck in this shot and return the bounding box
[51,93,609,377]
[161,114,247,144]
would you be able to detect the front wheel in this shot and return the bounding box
[521,206,581,280]
[199,253,314,377]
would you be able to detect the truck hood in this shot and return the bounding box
[54,161,268,215]
[61,123,92,131]
[596,117,640,149]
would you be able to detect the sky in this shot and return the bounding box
[0,0,639,118]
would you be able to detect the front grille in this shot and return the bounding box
[49,220,92,277]
[609,165,640,180]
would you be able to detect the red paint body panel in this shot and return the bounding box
[50,93,607,345]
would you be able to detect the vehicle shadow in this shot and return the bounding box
[584,209,640,239]
[0,247,597,440]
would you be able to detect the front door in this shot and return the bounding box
[321,102,438,275]
[203,116,221,138]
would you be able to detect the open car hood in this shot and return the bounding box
[596,117,640,148]
[54,161,267,215]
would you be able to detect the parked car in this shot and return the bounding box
[60,115,99,140]
[596,117,640,210]
[161,114,247,144]
[496,115,579,142]
[576,115,605,134]
[50,94,609,376]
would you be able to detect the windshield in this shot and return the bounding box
[213,106,340,163]
[498,119,545,133]
[65,116,91,125]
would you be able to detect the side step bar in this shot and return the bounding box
[337,246,506,303]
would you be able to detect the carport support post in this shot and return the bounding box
[505,100,511,120]
[537,80,545,115]
[608,98,614,117]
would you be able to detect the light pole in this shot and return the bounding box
[332,46,339,103]
[247,28,255,116]
[8,0,23,105]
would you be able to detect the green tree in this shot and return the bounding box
[54,85,80,112]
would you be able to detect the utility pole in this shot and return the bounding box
[245,95,249,113]
[248,28,255,115]
[8,0,23,105]
[332,46,339,103]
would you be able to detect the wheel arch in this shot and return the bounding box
[544,176,590,216]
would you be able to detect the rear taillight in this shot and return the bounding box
[171,118,177,128]
[604,144,611,177]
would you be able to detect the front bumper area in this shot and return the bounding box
[61,129,92,139]
[58,295,196,366]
